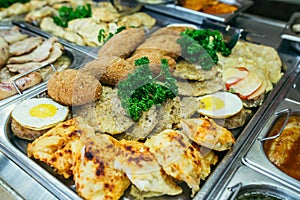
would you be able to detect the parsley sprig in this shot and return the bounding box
[177,29,231,70]
[118,57,178,121]
[0,0,29,8]
[53,4,92,28]
[98,26,126,44]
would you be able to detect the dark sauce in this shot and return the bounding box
[236,192,283,200]
[263,115,300,181]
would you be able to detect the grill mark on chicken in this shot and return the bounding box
[7,37,58,64]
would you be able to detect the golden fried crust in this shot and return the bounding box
[75,133,131,200]
[98,27,146,59]
[145,130,204,197]
[135,34,182,59]
[81,56,135,86]
[27,117,84,179]
[47,69,102,106]
[127,51,176,75]
[180,117,235,151]
[11,118,49,140]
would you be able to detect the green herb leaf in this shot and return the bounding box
[97,26,126,44]
[52,4,91,28]
[0,0,29,8]
[118,57,178,121]
[177,29,232,70]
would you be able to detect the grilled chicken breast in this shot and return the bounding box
[115,139,182,195]
[27,117,84,178]
[180,117,235,151]
[145,129,211,197]
[74,132,130,200]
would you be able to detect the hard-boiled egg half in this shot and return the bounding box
[197,92,243,118]
[11,98,69,130]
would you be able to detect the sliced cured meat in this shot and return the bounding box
[7,37,57,64]
[0,26,28,44]
[7,42,64,74]
[0,72,42,100]
[9,36,43,56]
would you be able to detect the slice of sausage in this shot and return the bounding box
[0,72,42,100]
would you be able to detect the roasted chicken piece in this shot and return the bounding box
[27,117,84,178]
[28,117,131,200]
[115,139,182,196]
[74,130,130,200]
[180,117,235,151]
[145,129,216,197]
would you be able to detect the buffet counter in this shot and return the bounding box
[0,1,299,200]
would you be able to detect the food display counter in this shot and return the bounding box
[0,1,300,200]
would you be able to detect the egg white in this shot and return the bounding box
[197,92,243,119]
[11,98,69,130]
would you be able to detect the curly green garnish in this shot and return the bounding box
[177,29,231,70]
[52,4,92,28]
[118,57,178,121]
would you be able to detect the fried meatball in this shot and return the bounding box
[127,51,176,75]
[11,118,49,140]
[47,69,102,106]
[81,56,135,86]
[98,27,146,59]
[135,34,182,59]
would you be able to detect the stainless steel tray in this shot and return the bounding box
[0,54,292,200]
[144,0,254,24]
[0,24,93,109]
[215,165,300,200]
[243,99,300,192]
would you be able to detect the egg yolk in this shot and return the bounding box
[199,96,225,111]
[29,104,57,118]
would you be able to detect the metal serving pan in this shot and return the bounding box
[0,53,293,200]
[144,0,254,24]
[242,99,300,192]
[215,165,300,200]
[0,24,92,110]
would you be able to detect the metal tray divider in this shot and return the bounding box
[11,63,56,95]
